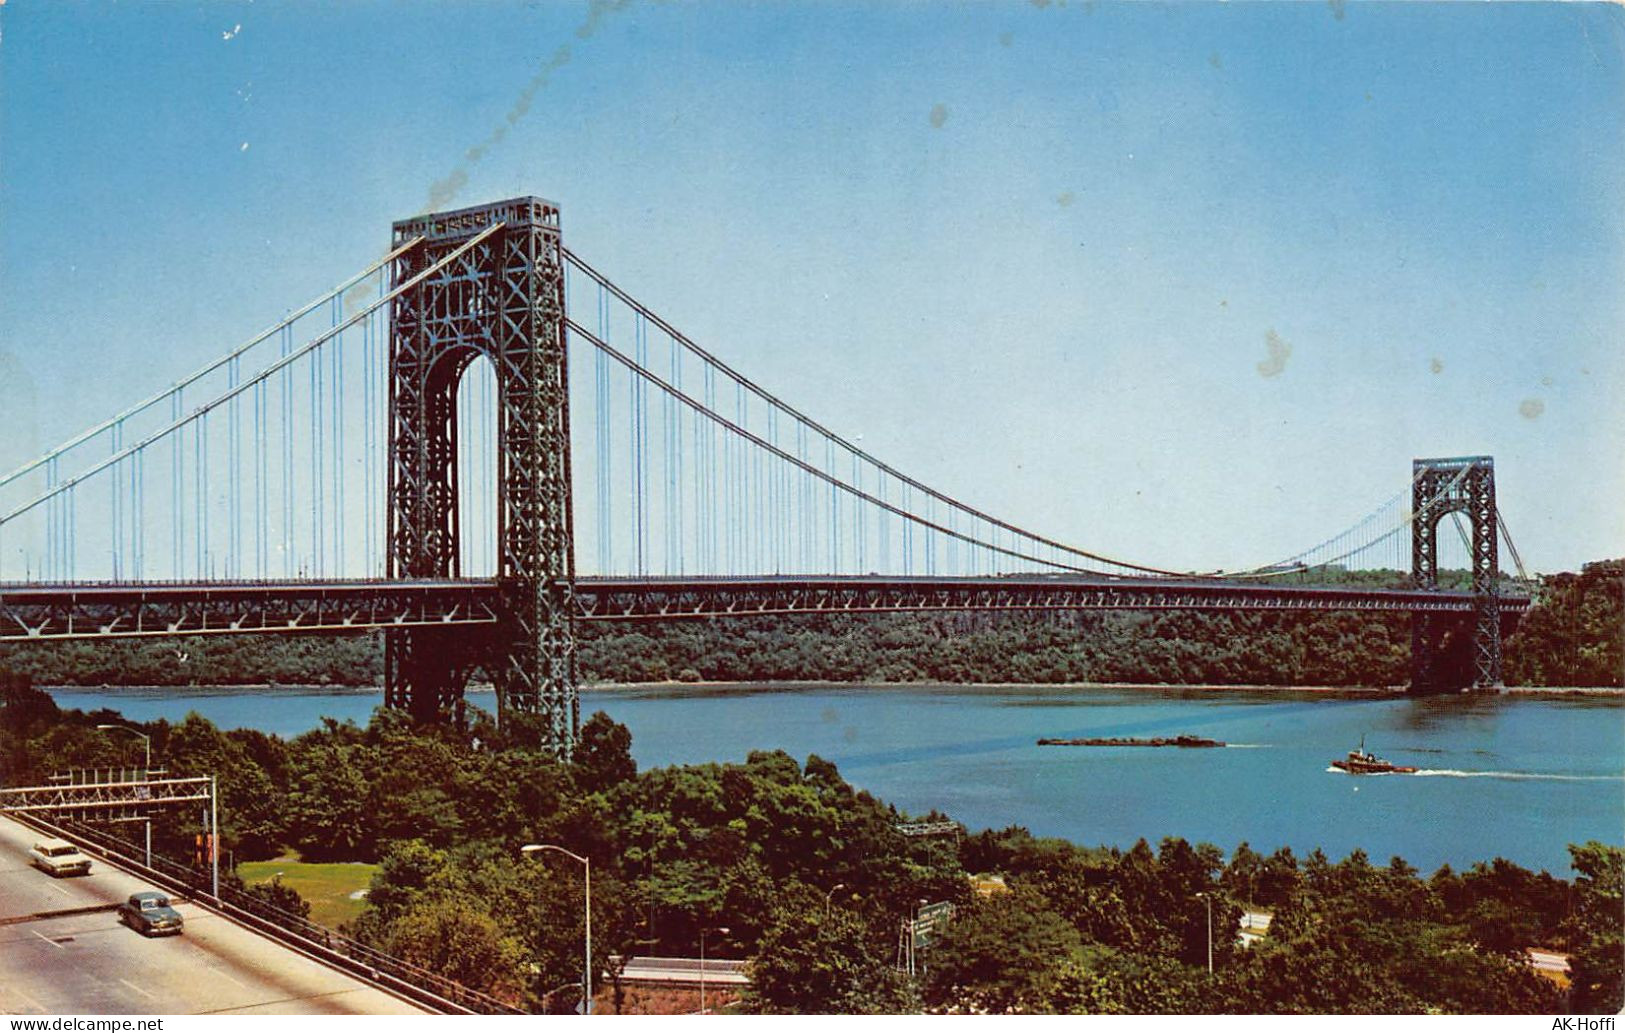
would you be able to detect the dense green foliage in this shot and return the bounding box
[0,634,381,687]
[3,674,1616,1014]
[933,830,1585,1014]
[4,562,1616,689]
[1505,560,1624,688]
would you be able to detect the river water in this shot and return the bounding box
[42,682,1624,876]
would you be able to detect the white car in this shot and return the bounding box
[29,838,92,877]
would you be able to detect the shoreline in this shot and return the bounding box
[40,680,1624,698]
[581,679,1625,697]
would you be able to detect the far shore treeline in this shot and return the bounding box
[1,561,1619,690]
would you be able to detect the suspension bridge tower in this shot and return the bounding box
[1410,456,1502,692]
[385,198,579,753]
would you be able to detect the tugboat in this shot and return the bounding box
[1332,736,1417,775]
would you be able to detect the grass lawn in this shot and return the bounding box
[237,857,380,930]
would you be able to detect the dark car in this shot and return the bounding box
[118,891,184,936]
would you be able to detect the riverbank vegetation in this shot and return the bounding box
[3,676,1619,1014]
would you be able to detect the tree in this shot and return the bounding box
[381,896,528,1004]
[284,744,375,859]
[573,711,636,793]
[745,902,917,1014]
[1565,841,1624,1014]
[1504,561,1624,687]
[1049,946,1214,1014]
[246,876,312,921]
[923,888,1084,1014]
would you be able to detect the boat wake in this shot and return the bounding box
[1326,766,1621,782]
[1409,769,1623,782]
[1224,743,1269,748]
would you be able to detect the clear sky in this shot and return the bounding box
[2,1,1620,575]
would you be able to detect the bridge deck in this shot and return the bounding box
[0,576,1528,642]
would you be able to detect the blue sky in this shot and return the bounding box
[1,1,1620,574]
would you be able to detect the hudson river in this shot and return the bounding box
[45,683,1624,876]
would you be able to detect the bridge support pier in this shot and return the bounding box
[1409,457,1502,693]
[384,198,579,754]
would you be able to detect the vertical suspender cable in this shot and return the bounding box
[792,422,801,571]
[310,343,321,577]
[766,408,777,573]
[197,413,208,578]
[66,483,75,580]
[172,393,183,579]
[632,314,647,576]
[720,373,732,573]
[663,333,675,576]
[133,448,144,579]
[372,298,383,577]
[332,302,345,577]
[878,471,889,574]
[704,365,717,574]
[281,325,294,578]
[902,482,911,573]
[735,383,747,571]
[314,305,330,576]
[595,284,611,575]
[672,332,684,575]
[358,306,367,577]
[755,406,766,574]
[827,439,837,573]
[232,358,243,578]
[111,423,123,579]
[925,496,934,575]
[853,453,864,574]
[47,458,56,578]
[736,399,746,573]
[693,388,705,574]
[254,378,264,578]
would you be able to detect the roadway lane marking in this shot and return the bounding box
[3,987,46,1012]
[30,929,66,949]
[118,978,156,1000]
[208,965,250,991]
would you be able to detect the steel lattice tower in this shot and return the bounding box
[1410,456,1501,692]
[384,198,578,753]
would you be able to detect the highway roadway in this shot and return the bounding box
[0,816,425,1015]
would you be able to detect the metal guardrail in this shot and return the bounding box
[6,811,524,1015]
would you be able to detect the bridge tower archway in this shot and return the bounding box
[1410,456,1501,692]
[384,198,578,753]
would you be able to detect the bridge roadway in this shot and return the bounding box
[0,815,425,1015]
[0,575,1529,641]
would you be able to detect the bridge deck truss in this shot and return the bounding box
[572,576,1530,620]
[0,576,1526,642]
[0,580,498,641]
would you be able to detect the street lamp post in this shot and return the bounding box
[94,724,152,867]
[210,774,219,904]
[521,844,592,1015]
[824,883,846,920]
[1196,892,1213,974]
[699,925,729,1015]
